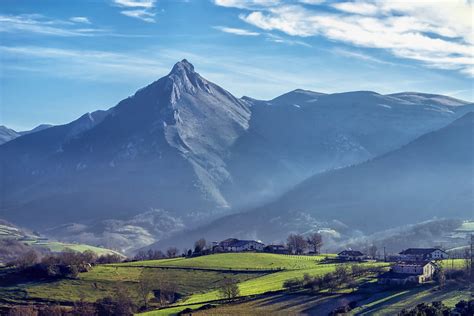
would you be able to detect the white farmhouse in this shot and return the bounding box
[399,248,448,261]
[379,261,437,285]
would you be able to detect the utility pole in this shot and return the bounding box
[470,234,473,287]
[383,246,386,262]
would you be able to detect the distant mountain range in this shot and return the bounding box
[151,112,473,250]
[1,60,472,252]
[0,124,52,145]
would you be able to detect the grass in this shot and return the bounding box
[26,265,263,304]
[440,259,467,270]
[32,241,121,256]
[353,283,472,315]
[114,253,334,271]
[182,261,388,305]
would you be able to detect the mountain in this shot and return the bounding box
[1,60,473,252]
[20,124,53,135]
[150,112,473,250]
[224,89,472,206]
[0,124,53,145]
[0,60,250,236]
[0,126,20,145]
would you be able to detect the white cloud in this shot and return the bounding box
[332,48,393,65]
[214,26,259,36]
[0,45,169,81]
[231,0,474,76]
[113,0,157,22]
[113,0,156,8]
[298,0,325,4]
[0,14,99,37]
[214,0,280,9]
[120,9,156,23]
[332,2,378,15]
[0,14,148,37]
[266,33,311,47]
[69,16,91,24]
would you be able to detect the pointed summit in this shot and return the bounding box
[170,59,195,76]
[163,59,212,101]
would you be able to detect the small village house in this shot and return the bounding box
[337,250,365,261]
[399,248,448,261]
[379,261,437,285]
[217,238,265,252]
[264,244,288,254]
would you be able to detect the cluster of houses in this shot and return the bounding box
[378,248,448,285]
[211,237,449,286]
[336,247,449,285]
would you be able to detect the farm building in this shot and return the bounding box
[378,261,437,285]
[399,248,448,261]
[264,244,288,254]
[218,238,265,252]
[337,250,365,261]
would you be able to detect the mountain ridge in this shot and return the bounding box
[1,60,473,252]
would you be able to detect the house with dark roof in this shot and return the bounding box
[379,261,437,285]
[337,250,365,261]
[264,244,288,254]
[399,248,448,261]
[217,238,265,252]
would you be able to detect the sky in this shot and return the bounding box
[1,0,473,130]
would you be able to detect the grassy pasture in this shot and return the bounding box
[25,265,262,304]
[114,253,334,271]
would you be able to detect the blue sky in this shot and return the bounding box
[1,0,472,130]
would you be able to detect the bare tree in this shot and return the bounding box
[218,278,240,300]
[306,233,323,254]
[434,266,446,289]
[158,279,178,306]
[287,234,308,255]
[137,269,158,310]
[334,265,351,285]
[194,238,206,253]
[15,249,40,269]
[166,247,179,258]
[367,245,378,259]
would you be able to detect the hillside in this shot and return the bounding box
[1,60,473,252]
[0,220,120,264]
[0,124,52,145]
[3,252,470,316]
[153,112,473,249]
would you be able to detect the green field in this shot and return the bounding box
[0,223,120,257]
[1,252,469,316]
[30,241,121,256]
[115,253,334,271]
[133,254,388,315]
[440,258,468,270]
[22,265,262,305]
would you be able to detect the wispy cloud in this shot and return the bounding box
[214,0,280,9]
[0,14,97,37]
[120,9,156,23]
[218,0,474,77]
[214,26,259,36]
[114,0,156,8]
[0,13,149,38]
[113,0,157,22]
[0,45,169,81]
[69,16,91,24]
[332,48,393,66]
[266,33,311,47]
